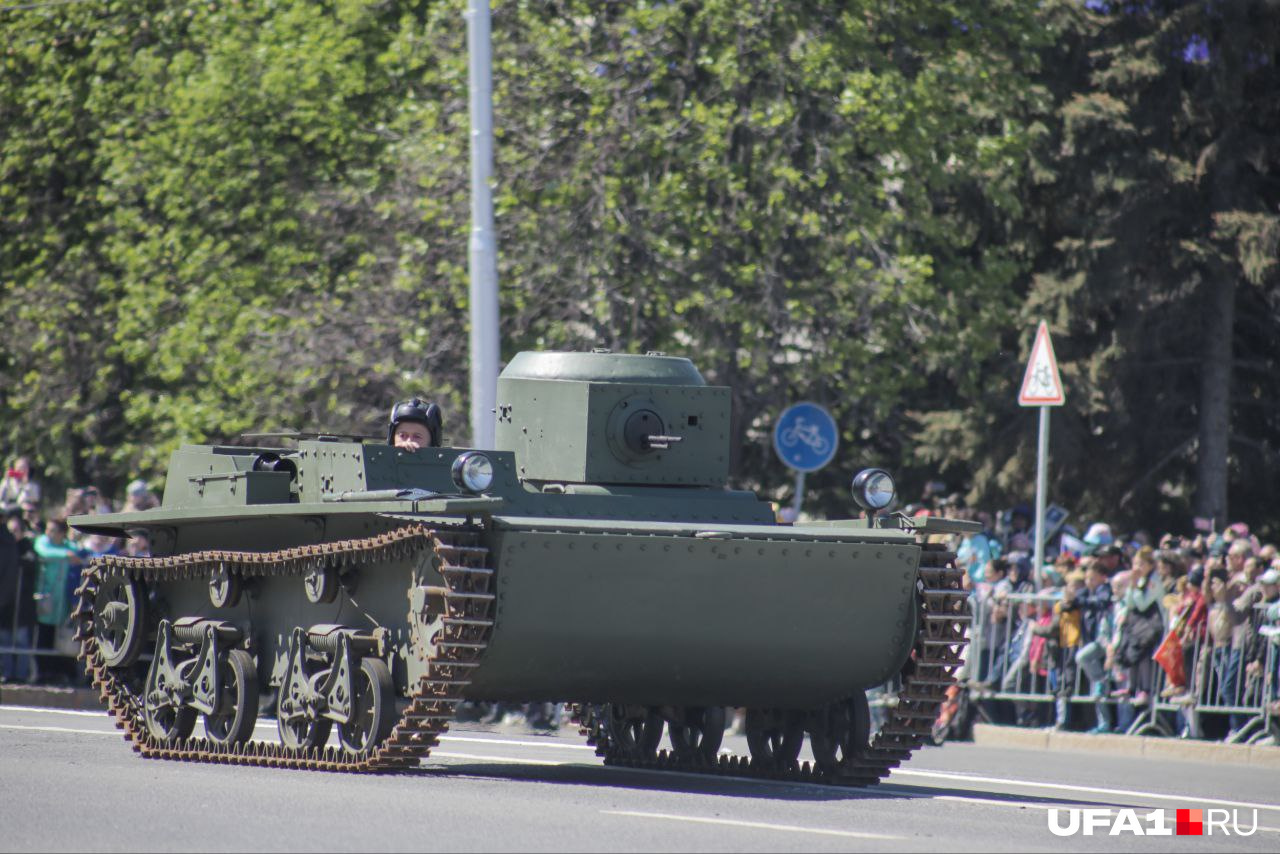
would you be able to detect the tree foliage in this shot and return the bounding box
[10,0,1275,539]
[2,0,1047,511]
[380,0,1049,506]
[915,0,1280,538]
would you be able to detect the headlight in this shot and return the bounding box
[851,468,896,512]
[451,452,494,493]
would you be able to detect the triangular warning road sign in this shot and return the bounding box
[1019,321,1065,406]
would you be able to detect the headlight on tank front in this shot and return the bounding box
[851,468,896,512]
[451,452,495,493]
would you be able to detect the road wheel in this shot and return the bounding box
[204,649,259,747]
[338,657,397,755]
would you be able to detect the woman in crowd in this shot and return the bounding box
[32,517,85,684]
[1161,564,1207,702]
[1200,565,1239,715]
[1112,546,1166,707]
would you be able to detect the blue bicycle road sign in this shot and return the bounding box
[773,402,838,472]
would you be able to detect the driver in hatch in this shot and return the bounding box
[388,399,443,452]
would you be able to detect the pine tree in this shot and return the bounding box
[916,1,1280,537]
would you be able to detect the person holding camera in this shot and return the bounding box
[0,457,41,513]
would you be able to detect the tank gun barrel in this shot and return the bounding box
[643,434,683,450]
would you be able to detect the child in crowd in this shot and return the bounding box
[1035,571,1086,729]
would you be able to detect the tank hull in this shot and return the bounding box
[470,520,918,707]
[142,513,918,709]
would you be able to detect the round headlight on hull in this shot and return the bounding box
[451,452,495,494]
[851,468,896,512]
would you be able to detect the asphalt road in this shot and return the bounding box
[1,704,1276,853]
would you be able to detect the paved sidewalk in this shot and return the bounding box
[0,683,101,711]
[972,722,1280,770]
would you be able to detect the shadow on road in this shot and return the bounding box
[401,759,1127,810]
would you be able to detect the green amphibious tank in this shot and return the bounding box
[71,350,975,784]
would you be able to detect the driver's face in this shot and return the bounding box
[394,422,432,452]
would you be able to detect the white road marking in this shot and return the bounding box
[0,722,578,764]
[893,769,1280,814]
[931,794,1109,812]
[430,751,568,767]
[602,810,903,840]
[438,735,596,751]
[264,718,598,752]
[0,723,119,736]
[0,705,109,718]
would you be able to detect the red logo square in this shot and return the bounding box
[1176,809,1203,836]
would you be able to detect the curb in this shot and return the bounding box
[0,684,102,712]
[972,723,1280,770]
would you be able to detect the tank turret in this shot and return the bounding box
[493,350,730,487]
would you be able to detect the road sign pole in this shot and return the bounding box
[1019,320,1065,586]
[790,470,806,519]
[1033,406,1049,587]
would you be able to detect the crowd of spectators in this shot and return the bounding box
[921,490,1280,742]
[0,455,157,686]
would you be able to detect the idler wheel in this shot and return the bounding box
[337,657,396,755]
[807,693,871,774]
[93,573,146,668]
[204,649,259,747]
[667,706,726,764]
[604,705,664,760]
[745,709,804,770]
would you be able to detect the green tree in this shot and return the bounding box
[396,0,1049,506]
[2,0,1050,518]
[917,1,1280,537]
[0,1,145,490]
[2,1,467,493]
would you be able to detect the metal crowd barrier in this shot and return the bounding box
[1169,601,1279,743]
[956,589,1279,745]
[1,561,83,685]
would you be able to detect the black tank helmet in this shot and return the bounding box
[387,398,443,447]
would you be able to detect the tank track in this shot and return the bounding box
[570,541,969,787]
[71,523,493,772]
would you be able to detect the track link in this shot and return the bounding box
[72,523,494,772]
[571,541,969,787]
